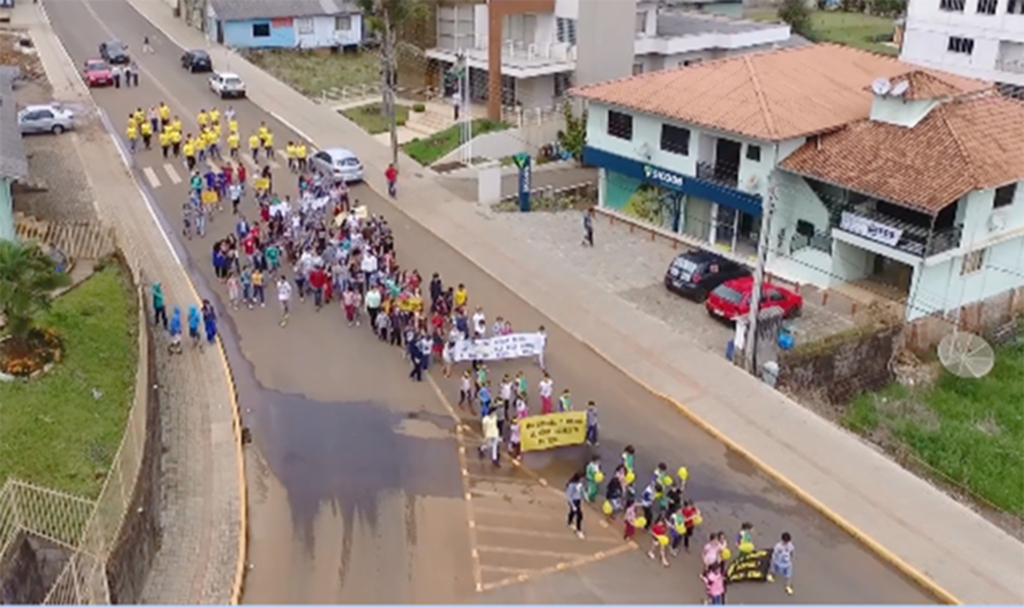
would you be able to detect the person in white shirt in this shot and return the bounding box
[360,251,378,286]
[472,307,486,339]
[538,372,554,415]
[536,325,547,371]
[276,277,292,327]
[478,410,500,466]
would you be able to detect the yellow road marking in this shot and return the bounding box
[477,542,639,593]
[475,525,622,543]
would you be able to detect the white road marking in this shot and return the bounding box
[143,166,161,188]
[164,163,182,184]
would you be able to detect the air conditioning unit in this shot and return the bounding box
[635,142,653,160]
[987,210,1006,233]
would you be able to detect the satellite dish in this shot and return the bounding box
[937,332,995,378]
[890,80,909,97]
[872,77,892,96]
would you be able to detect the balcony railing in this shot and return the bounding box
[835,209,962,257]
[696,161,739,189]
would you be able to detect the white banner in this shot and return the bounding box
[452,332,545,362]
[840,211,903,247]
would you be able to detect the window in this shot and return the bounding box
[961,249,986,275]
[994,183,1017,208]
[607,110,633,140]
[1010,0,1024,13]
[977,0,998,13]
[252,23,271,37]
[636,11,647,33]
[556,17,576,45]
[948,36,975,54]
[335,15,352,31]
[660,124,690,155]
[682,58,703,67]
[940,0,965,10]
[296,17,314,34]
[632,63,644,76]
[746,144,761,162]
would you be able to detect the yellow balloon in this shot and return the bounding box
[633,516,647,529]
[594,471,605,483]
[677,467,689,481]
[663,475,673,486]
[674,524,686,535]
[739,541,755,553]
[693,514,703,527]
[602,500,613,515]
[657,534,669,546]
[625,471,636,485]
[720,547,732,561]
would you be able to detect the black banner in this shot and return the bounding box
[726,548,772,583]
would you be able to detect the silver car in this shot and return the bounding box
[18,103,75,135]
[310,147,365,183]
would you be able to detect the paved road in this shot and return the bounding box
[47,0,934,603]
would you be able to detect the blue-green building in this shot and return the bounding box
[0,66,28,242]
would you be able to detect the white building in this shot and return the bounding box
[424,0,797,115]
[572,44,1024,321]
[900,0,1024,88]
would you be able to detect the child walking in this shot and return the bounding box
[768,532,795,595]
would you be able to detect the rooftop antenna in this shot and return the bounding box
[871,77,892,96]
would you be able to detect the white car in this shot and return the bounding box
[209,72,245,99]
[18,103,75,135]
[310,148,365,183]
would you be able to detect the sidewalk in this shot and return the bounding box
[24,4,244,604]
[127,1,1024,603]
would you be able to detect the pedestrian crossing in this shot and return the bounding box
[136,149,290,189]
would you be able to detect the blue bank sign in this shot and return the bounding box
[584,146,762,216]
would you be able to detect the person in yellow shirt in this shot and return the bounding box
[228,118,238,134]
[197,109,208,128]
[296,143,307,172]
[209,107,220,125]
[133,107,145,126]
[195,132,207,162]
[206,127,221,159]
[285,142,297,172]
[248,133,261,161]
[171,116,183,134]
[261,129,274,159]
[159,129,171,159]
[453,284,468,309]
[227,131,240,159]
[158,102,171,129]
[170,129,182,158]
[257,121,269,140]
[183,136,196,170]
[140,119,153,150]
[126,117,138,154]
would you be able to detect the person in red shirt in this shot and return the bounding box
[385,163,397,197]
[237,164,247,193]
[259,202,270,224]
[308,264,328,310]
[242,233,256,266]
[223,164,234,184]
[648,515,671,567]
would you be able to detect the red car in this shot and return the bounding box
[706,276,803,322]
[83,59,113,87]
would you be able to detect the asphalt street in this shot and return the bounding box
[45,0,935,602]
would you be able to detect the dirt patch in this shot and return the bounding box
[0,28,47,81]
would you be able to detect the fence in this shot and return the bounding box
[497,180,598,211]
[316,82,383,105]
[0,251,153,605]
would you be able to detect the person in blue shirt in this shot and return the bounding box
[187,305,202,350]
[168,306,182,354]
[204,168,216,191]
[202,299,218,345]
[478,381,493,417]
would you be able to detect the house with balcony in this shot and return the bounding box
[423,0,795,120]
[572,43,1024,320]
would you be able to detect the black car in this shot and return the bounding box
[181,49,213,73]
[99,40,130,64]
[664,250,750,303]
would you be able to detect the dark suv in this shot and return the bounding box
[664,250,750,303]
[181,49,213,73]
[99,40,129,64]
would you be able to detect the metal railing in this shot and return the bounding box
[834,208,962,257]
[316,82,383,105]
[501,102,565,128]
[696,161,739,188]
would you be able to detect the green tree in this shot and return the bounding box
[558,100,587,163]
[0,240,70,349]
[358,0,429,166]
[778,0,814,39]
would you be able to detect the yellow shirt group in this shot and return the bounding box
[159,104,171,122]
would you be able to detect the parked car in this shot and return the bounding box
[310,148,365,183]
[705,276,803,322]
[18,103,75,135]
[181,49,212,73]
[99,40,129,64]
[83,58,113,87]
[209,72,245,98]
[664,250,750,303]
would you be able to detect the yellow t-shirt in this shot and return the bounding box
[126,124,137,139]
[258,125,269,139]
[205,130,217,146]
[296,145,307,159]
[133,110,145,125]
[159,131,171,147]
[285,144,296,159]
[228,133,240,149]
[159,105,171,121]
[171,119,183,133]
[252,270,263,287]
[248,135,260,150]
[194,136,207,151]
[228,119,238,133]
[140,121,152,135]
[183,141,195,157]
[454,289,468,307]
[197,111,208,127]
[170,130,182,144]
[209,109,220,124]
[262,132,274,147]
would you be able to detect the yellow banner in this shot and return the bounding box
[520,411,587,452]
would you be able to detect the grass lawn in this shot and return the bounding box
[0,265,138,498]
[341,103,410,135]
[403,120,509,166]
[747,10,898,55]
[244,49,380,97]
[843,339,1024,515]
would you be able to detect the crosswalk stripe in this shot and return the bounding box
[143,166,161,188]
[164,163,182,184]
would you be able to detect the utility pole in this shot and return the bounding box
[381,7,399,167]
[456,52,472,166]
[743,173,778,374]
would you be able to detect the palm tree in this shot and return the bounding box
[0,240,71,352]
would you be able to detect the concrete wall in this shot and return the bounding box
[575,0,636,87]
[295,14,362,49]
